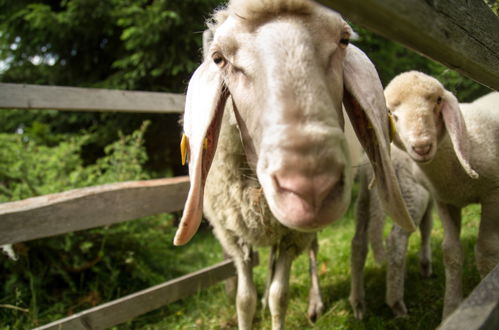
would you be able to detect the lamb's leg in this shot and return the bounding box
[438,202,463,319]
[224,250,237,302]
[385,225,410,317]
[262,244,278,311]
[307,236,324,322]
[368,193,387,265]
[419,205,433,278]
[234,256,257,330]
[349,173,370,320]
[268,245,293,330]
[475,196,499,278]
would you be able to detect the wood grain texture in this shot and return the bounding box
[0,83,185,113]
[34,252,259,330]
[439,263,499,330]
[0,177,190,245]
[318,0,499,90]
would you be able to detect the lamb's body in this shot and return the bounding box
[350,146,433,319]
[419,95,499,206]
[385,71,499,318]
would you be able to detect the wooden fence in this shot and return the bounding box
[0,83,261,330]
[318,0,499,90]
[1,1,498,329]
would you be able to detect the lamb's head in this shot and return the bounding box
[175,0,416,246]
[385,71,478,178]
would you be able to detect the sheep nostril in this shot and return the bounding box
[412,144,432,156]
[273,171,341,210]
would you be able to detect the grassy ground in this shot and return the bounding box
[114,204,481,330]
[0,200,481,329]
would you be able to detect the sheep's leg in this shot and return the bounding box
[224,250,237,302]
[234,256,257,330]
[385,225,410,317]
[368,193,387,265]
[419,205,433,278]
[438,202,463,319]
[262,244,278,311]
[268,246,293,330]
[475,197,499,278]
[349,174,370,320]
[307,235,324,322]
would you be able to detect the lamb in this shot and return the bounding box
[176,1,416,328]
[350,146,433,319]
[384,71,499,318]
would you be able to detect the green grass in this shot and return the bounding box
[113,204,481,330]
[0,203,481,330]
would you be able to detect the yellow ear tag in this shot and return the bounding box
[203,138,208,150]
[180,134,189,166]
[388,114,397,142]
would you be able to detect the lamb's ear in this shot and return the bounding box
[174,61,229,246]
[441,91,479,179]
[342,44,416,232]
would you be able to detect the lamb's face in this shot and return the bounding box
[385,72,446,164]
[209,11,353,231]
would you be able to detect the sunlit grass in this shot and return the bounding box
[115,204,481,330]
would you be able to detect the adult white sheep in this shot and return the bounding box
[176,1,415,328]
[350,146,433,319]
[384,71,499,318]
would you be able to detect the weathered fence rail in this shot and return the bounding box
[439,263,499,330]
[0,83,185,113]
[34,252,259,330]
[0,177,189,245]
[318,0,499,90]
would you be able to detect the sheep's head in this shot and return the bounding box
[385,71,478,178]
[175,0,416,246]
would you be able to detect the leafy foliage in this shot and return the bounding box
[0,0,223,176]
[0,120,150,202]
[0,120,214,328]
[0,0,222,91]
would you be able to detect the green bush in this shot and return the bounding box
[0,119,201,328]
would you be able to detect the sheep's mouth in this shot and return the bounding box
[411,154,434,164]
[408,143,435,163]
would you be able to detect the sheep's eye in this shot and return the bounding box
[339,38,349,48]
[212,53,226,68]
[437,96,442,104]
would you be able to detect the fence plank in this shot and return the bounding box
[438,263,499,330]
[318,0,499,90]
[0,83,185,113]
[0,177,189,245]
[34,252,259,330]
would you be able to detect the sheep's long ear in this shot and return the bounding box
[342,44,416,232]
[174,61,229,246]
[441,91,479,179]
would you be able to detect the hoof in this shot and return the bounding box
[420,260,432,278]
[389,300,408,318]
[307,300,324,323]
[350,299,366,320]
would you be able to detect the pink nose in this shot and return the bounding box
[273,170,343,224]
[412,143,432,156]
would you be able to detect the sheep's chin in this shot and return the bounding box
[263,181,351,232]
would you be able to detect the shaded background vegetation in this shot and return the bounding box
[0,0,494,328]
